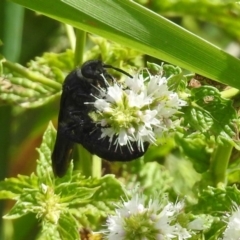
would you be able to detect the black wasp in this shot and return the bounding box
[52,60,149,177]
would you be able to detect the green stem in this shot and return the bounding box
[92,155,102,178]
[75,146,102,178]
[73,29,102,178]
[64,24,76,51]
[2,60,61,90]
[0,2,24,239]
[74,29,86,67]
[210,139,232,187]
[76,145,93,177]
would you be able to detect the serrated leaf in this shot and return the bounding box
[184,86,237,145]
[58,186,100,205]
[0,174,38,198]
[192,185,240,214]
[92,175,125,200]
[1,51,66,108]
[56,174,124,207]
[27,50,74,83]
[36,121,56,183]
[86,36,143,72]
[0,191,17,199]
[175,132,211,173]
[166,69,186,92]
[4,200,31,219]
[0,122,125,237]
[55,174,125,228]
[19,92,61,108]
[58,212,79,240]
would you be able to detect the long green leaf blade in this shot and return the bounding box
[10,0,240,88]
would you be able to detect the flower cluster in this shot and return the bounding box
[222,204,240,239]
[90,70,186,151]
[105,192,191,240]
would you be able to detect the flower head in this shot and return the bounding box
[88,70,186,152]
[105,192,191,240]
[222,204,240,240]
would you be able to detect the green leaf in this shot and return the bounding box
[0,174,38,199]
[27,50,74,83]
[152,1,240,39]
[184,86,237,146]
[1,51,72,107]
[4,200,31,219]
[192,185,240,214]
[58,212,79,240]
[57,185,100,204]
[175,132,211,173]
[0,74,60,108]
[164,65,187,92]
[0,122,125,236]
[9,0,240,89]
[85,35,144,72]
[36,121,56,184]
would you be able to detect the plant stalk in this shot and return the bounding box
[210,139,232,187]
[73,29,102,178]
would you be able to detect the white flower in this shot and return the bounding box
[89,69,186,151]
[94,99,110,112]
[222,204,240,240]
[105,84,123,103]
[105,192,191,240]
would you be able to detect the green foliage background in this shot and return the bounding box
[1,0,240,239]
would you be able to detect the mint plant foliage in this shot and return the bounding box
[185,86,237,144]
[0,122,125,240]
[177,85,238,175]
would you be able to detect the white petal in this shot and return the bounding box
[106,84,123,103]
[94,99,110,111]
[118,130,129,146]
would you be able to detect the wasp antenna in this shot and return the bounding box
[103,64,133,78]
